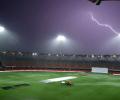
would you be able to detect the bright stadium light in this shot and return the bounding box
[54,35,67,54]
[118,34,120,37]
[32,52,38,56]
[0,26,5,33]
[56,35,67,42]
[48,53,51,56]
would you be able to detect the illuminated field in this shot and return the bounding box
[0,72,120,100]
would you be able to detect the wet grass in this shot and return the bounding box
[0,72,120,100]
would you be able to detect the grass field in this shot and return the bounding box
[0,71,120,100]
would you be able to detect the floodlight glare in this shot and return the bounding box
[32,52,38,56]
[118,34,120,37]
[0,26,5,32]
[56,35,66,42]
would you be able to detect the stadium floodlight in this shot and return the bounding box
[54,34,68,54]
[0,26,5,33]
[32,52,38,56]
[88,0,120,5]
[48,53,51,56]
[56,54,59,56]
[112,55,117,58]
[18,52,23,56]
[56,35,67,43]
[91,54,95,58]
[118,34,120,37]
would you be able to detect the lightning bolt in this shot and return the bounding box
[90,13,120,35]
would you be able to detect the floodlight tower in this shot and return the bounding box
[56,35,66,43]
[89,0,120,5]
[55,35,67,55]
[0,26,5,33]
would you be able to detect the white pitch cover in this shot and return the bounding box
[92,67,108,74]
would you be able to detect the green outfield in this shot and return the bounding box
[0,71,120,100]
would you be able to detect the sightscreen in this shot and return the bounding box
[92,67,108,74]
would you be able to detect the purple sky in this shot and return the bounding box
[0,0,120,54]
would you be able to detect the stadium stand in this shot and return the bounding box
[0,51,120,73]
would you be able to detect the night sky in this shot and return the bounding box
[0,0,120,54]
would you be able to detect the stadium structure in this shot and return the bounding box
[0,51,120,73]
[1,1,120,100]
[89,0,120,5]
